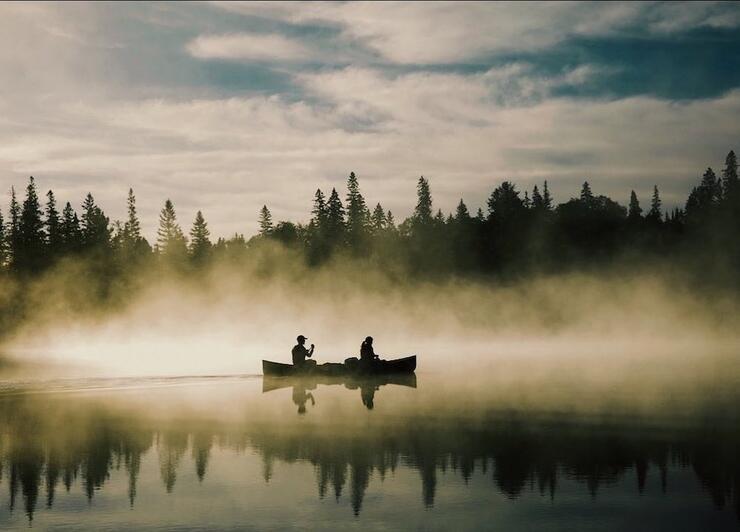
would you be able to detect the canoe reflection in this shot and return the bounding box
[263,373,418,412]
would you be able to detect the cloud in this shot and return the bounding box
[213,2,740,64]
[0,2,738,242]
[187,33,315,62]
[2,63,738,240]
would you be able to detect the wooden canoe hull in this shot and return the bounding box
[262,355,416,378]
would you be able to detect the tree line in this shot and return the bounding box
[0,149,738,280]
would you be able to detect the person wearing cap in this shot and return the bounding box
[292,335,316,368]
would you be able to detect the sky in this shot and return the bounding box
[0,1,739,239]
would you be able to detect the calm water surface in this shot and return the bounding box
[0,368,738,531]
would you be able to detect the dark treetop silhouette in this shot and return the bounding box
[0,149,738,337]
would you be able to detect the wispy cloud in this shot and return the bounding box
[187,32,315,62]
[213,1,740,64]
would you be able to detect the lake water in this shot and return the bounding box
[0,364,738,531]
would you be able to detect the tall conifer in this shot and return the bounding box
[189,210,211,261]
[157,199,186,257]
[45,190,61,256]
[259,205,273,236]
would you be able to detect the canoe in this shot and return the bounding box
[262,355,416,378]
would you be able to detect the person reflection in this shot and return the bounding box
[360,381,380,410]
[292,381,316,415]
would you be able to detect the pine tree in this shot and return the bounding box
[487,181,524,220]
[371,203,386,233]
[531,185,544,210]
[476,208,485,221]
[628,190,642,220]
[346,171,369,248]
[124,188,141,243]
[542,181,553,210]
[701,168,722,203]
[310,189,327,229]
[455,199,470,222]
[325,188,346,246]
[414,176,433,225]
[523,191,531,209]
[18,176,45,271]
[259,205,273,236]
[157,199,186,256]
[189,210,211,261]
[61,202,81,254]
[81,193,111,250]
[8,187,20,266]
[45,190,61,256]
[580,181,594,205]
[61,202,82,254]
[647,186,662,222]
[722,150,738,201]
[386,210,396,230]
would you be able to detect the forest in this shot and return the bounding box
[0,149,737,288]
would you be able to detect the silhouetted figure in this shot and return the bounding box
[291,335,316,369]
[359,336,379,373]
[292,383,315,415]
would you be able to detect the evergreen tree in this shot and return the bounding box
[531,185,544,210]
[8,187,20,266]
[346,171,369,248]
[686,168,721,222]
[523,191,531,209]
[259,205,273,236]
[156,199,187,257]
[45,190,61,256]
[580,181,594,205]
[61,202,82,254]
[386,210,396,230]
[371,203,386,233]
[325,188,346,246]
[123,189,141,244]
[487,181,525,220]
[701,168,722,204]
[414,176,433,225]
[647,186,662,222]
[721,150,738,201]
[455,199,470,222]
[189,210,211,261]
[17,176,45,271]
[118,188,151,261]
[80,193,111,250]
[628,190,642,220]
[476,208,485,221]
[542,181,553,210]
[310,189,327,228]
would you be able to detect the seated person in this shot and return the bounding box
[360,336,379,365]
[292,335,316,368]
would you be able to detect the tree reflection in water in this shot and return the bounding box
[0,384,738,523]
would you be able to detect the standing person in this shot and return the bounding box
[292,335,316,368]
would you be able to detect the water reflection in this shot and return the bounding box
[0,380,738,526]
[264,374,417,413]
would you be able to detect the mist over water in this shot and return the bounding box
[1,252,737,421]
